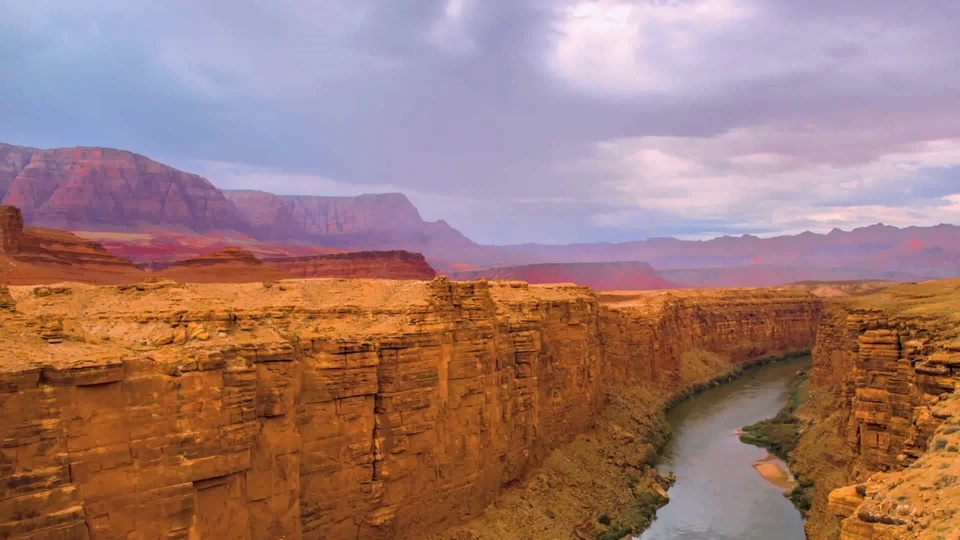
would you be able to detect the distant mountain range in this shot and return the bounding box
[2,141,958,285]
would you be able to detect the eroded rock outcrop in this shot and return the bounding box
[0,280,821,540]
[794,278,960,539]
[0,205,143,285]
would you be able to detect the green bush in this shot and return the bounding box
[738,372,808,460]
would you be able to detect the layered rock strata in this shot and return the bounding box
[260,251,436,280]
[794,278,960,539]
[0,205,143,284]
[0,280,821,539]
[0,145,240,231]
[149,248,437,282]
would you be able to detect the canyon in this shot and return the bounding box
[1,264,958,538]
[0,277,821,540]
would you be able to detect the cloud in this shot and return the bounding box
[584,121,960,237]
[2,0,960,244]
[547,0,751,95]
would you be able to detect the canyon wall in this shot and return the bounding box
[260,251,436,280]
[149,248,437,282]
[0,145,240,231]
[0,205,144,285]
[0,279,821,540]
[795,278,960,539]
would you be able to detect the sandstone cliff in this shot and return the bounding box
[0,208,436,286]
[0,205,143,285]
[224,190,481,262]
[225,191,425,236]
[149,248,437,283]
[0,144,241,232]
[0,279,821,539]
[450,261,677,290]
[261,251,436,280]
[794,278,960,539]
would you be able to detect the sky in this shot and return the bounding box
[2,0,960,245]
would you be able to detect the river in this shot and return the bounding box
[636,356,809,540]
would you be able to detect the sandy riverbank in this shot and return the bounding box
[752,453,797,493]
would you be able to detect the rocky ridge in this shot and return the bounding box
[0,205,143,284]
[148,247,437,283]
[0,144,240,231]
[0,279,821,539]
[793,278,960,539]
[0,206,437,286]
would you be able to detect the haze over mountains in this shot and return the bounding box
[2,141,958,286]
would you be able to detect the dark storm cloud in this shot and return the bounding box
[2,0,960,243]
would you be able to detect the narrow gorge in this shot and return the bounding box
[1,277,819,539]
[2,276,958,539]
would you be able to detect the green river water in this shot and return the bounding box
[636,356,809,540]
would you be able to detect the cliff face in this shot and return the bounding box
[224,190,481,262]
[0,280,821,540]
[0,144,241,232]
[261,251,436,280]
[225,191,425,236]
[147,248,437,283]
[795,279,960,539]
[0,205,143,285]
[450,261,677,291]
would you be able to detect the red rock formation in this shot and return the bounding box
[261,250,436,280]
[150,247,437,282]
[225,190,481,262]
[79,230,343,264]
[451,261,676,290]
[0,143,242,231]
[225,190,425,236]
[0,279,821,539]
[0,205,24,253]
[0,205,144,285]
